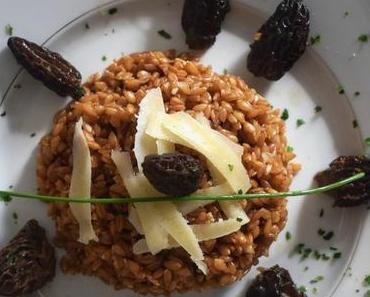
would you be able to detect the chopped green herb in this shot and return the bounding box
[354,91,360,97]
[85,23,90,30]
[337,85,345,94]
[0,111,6,117]
[364,275,370,286]
[228,164,234,172]
[343,11,349,17]
[296,118,305,128]
[366,290,370,297]
[281,108,289,121]
[301,247,312,260]
[223,68,228,75]
[318,228,325,236]
[329,246,338,251]
[304,266,309,272]
[323,231,334,240]
[314,105,322,113]
[236,217,243,222]
[356,289,360,293]
[298,286,307,293]
[285,231,291,240]
[5,24,13,36]
[286,146,294,153]
[313,250,321,260]
[333,252,342,259]
[8,185,13,189]
[102,55,107,61]
[0,194,12,203]
[312,287,318,294]
[108,7,118,15]
[30,132,36,138]
[365,137,370,146]
[12,212,18,220]
[157,29,172,39]
[319,208,324,217]
[321,253,330,261]
[310,34,321,45]
[237,189,243,195]
[358,34,369,43]
[310,275,324,284]
[353,120,358,128]
[13,84,21,89]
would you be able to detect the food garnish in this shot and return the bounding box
[247,0,310,80]
[181,0,230,49]
[315,155,370,207]
[157,29,172,39]
[5,24,13,36]
[0,220,55,296]
[68,118,98,244]
[142,152,204,196]
[7,36,83,98]
[245,265,307,297]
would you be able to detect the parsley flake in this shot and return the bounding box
[5,24,13,36]
[310,275,324,284]
[236,217,243,222]
[354,91,361,97]
[108,7,118,15]
[333,252,342,259]
[102,55,107,61]
[286,146,294,153]
[30,132,36,138]
[310,34,321,45]
[353,120,358,128]
[298,286,307,293]
[285,231,291,240]
[85,23,90,30]
[157,29,172,39]
[319,208,324,217]
[337,85,345,94]
[314,105,322,113]
[358,34,369,43]
[237,189,243,195]
[281,108,289,121]
[228,164,234,172]
[365,137,370,146]
[296,118,305,128]
[343,11,349,17]
[0,111,6,117]
[364,275,370,286]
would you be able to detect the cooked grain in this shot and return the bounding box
[37,50,298,295]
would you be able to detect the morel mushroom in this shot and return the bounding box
[0,219,56,296]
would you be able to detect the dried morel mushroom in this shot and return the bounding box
[246,265,307,297]
[8,36,84,98]
[247,0,310,80]
[315,155,370,207]
[0,220,56,296]
[181,0,230,50]
[142,152,204,196]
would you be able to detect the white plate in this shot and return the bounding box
[0,1,370,296]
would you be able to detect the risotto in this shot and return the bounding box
[36,50,299,295]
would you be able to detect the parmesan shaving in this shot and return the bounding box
[146,112,251,193]
[128,206,143,235]
[133,87,166,171]
[156,139,175,154]
[111,151,169,254]
[69,118,98,245]
[133,218,244,254]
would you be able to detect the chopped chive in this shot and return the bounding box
[321,253,330,261]
[323,231,334,240]
[298,286,307,293]
[281,108,289,121]
[365,137,370,146]
[286,146,294,153]
[304,266,309,272]
[30,132,36,138]
[157,29,172,39]
[353,120,358,128]
[301,247,312,260]
[5,24,13,36]
[329,246,338,251]
[358,34,369,43]
[313,250,321,260]
[296,118,305,128]
[354,91,360,97]
[337,85,345,94]
[13,84,21,89]
[102,55,107,61]
[12,212,18,220]
[285,231,291,240]
[366,290,370,297]
[8,185,13,189]
[364,275,370,286]
[236,217,243,222]
[223,68,228,75]
[318,228,325,236]
[237,189,243,195]
[314,105,322,113]
[228,164,234,172]
[310,34,321,45]
[333,252,342,259]
[356,289,360,293]
[319,208,324,217]
[310,275,324,284]
[108,7,118,15]
[312,287,318,294]
[343,11,349,17]
[85,23,90,30]
[0,111,6,117]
